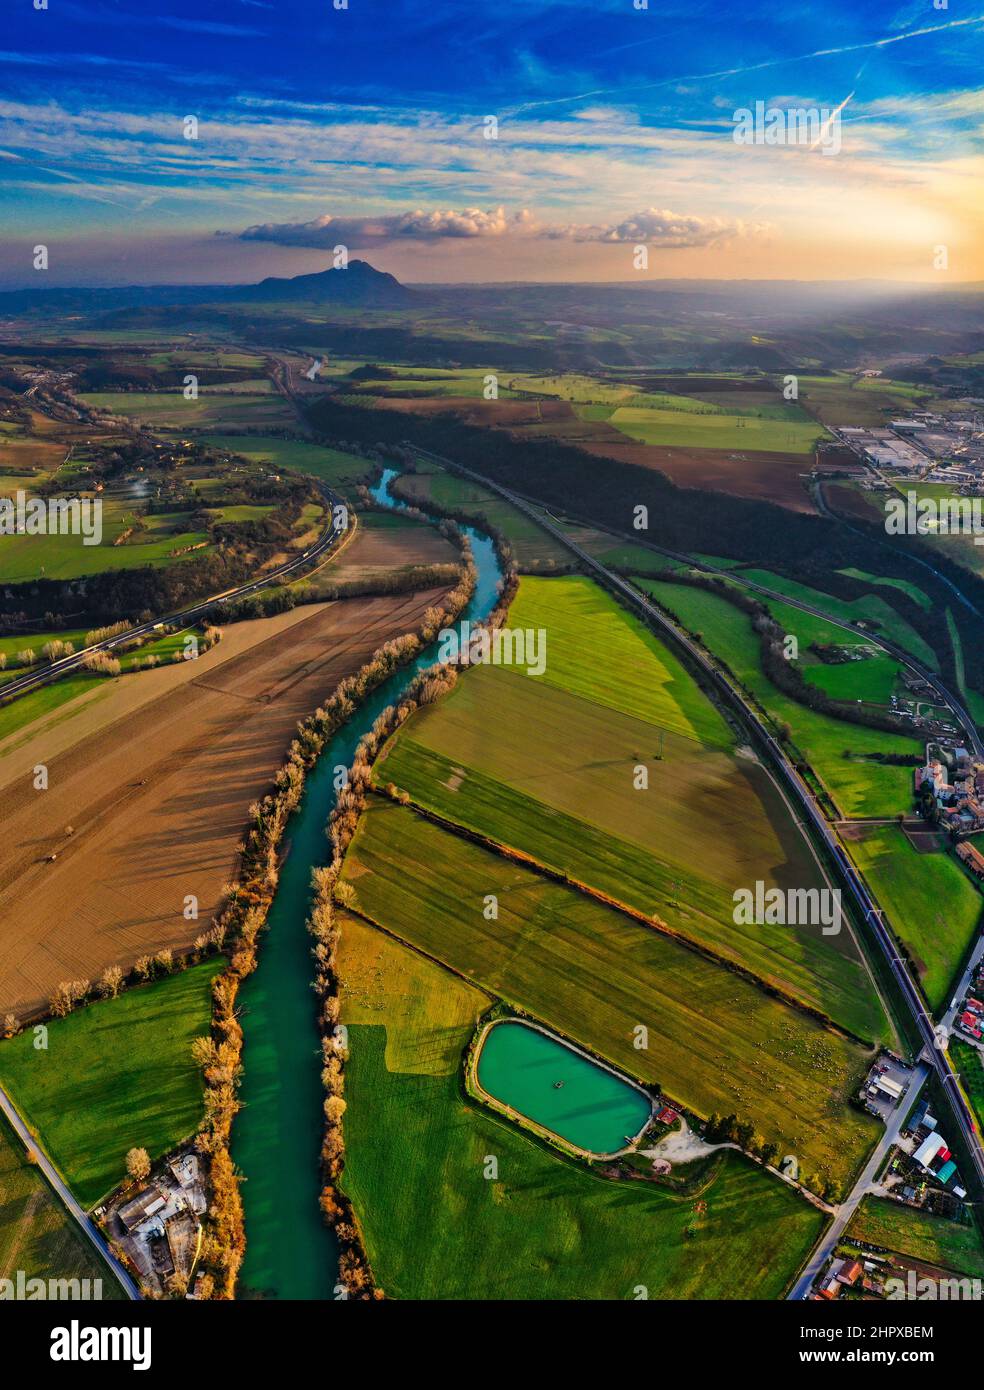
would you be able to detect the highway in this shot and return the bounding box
[0,479,347,705]
[412,445,984,1212]
[0,1081,141,1300]
[623,535,983,760]
[1,345,345,707]
[506,489,983,762]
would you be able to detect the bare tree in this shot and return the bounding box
[98,965,124,999]
[125,1147,151,1183]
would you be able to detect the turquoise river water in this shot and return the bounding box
[232,469,503,1298]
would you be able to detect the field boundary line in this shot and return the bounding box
[337,900,839,1211]
[370,783,878,1048]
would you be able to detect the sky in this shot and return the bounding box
[0,0,983,286]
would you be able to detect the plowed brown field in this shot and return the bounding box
[0,589,448,1019]
[366,393,817,511]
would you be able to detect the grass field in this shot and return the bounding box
[341,799,880,1197]
[199,434,370,489]
[704,591,904,705]
[360,368,523,399]
[848,827,981,1014]
[374,579,888,1042]
[732,569,938,671]
[510,576,732,743]
[0,962,223,1207]
[801,652,901,705]
[606,404,824,454]
[639,578,922,817]
[0,628,89,666]
[395,469,570,566]
[0,672,111,745]
[848,1195,984,1277]
[79,391,292,431]
[838,568,933,611]
[0,1110,125,1298]
[336,913,828,1298]
[950,1039,984,1131]
[0,495,211,582]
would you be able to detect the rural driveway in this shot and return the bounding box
[0,1082,140,1300]
[787,1063,928,1300]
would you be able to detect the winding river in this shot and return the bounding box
[232,469,503,1299]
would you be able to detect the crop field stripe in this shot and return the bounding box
[336,916,828,1299]
[341,800,880,1196]
[374,721,888,1043]
[373,781,887,1043]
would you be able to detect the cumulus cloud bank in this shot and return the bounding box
[236,205,746,249]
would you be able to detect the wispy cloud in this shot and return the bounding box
[512,13,984,112]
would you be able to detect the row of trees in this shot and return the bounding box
[2,925,228,1040]
[659,569,916,737]
[704,1112,836,1202]
[309,534,521,1297]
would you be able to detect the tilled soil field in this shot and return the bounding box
[0,589,449,1019]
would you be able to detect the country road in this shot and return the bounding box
[0,1082,140,1300]
[519,491,983,761]
[786,1063,929,1301]
[410,444,984,1250]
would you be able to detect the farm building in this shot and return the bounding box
[913,1132,948,1172]
[911,1103,937,1132]
[118,1188,166,1234]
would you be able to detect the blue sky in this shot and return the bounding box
[1,0,982,283]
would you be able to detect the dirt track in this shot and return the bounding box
[0,589,448,1018]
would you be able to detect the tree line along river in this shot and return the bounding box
[232,469,503,1299]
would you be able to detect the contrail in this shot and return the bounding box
[509,14,984,115]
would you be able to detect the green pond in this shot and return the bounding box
[476,1021,651,1155]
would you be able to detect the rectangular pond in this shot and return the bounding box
[475,1019,652,1157]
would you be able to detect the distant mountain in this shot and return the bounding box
[0,259,415,314]
[225,258,414,306]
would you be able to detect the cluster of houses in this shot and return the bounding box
[914,743,984,835]
[954,975,984,1043]
[813,1256,874,1300]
